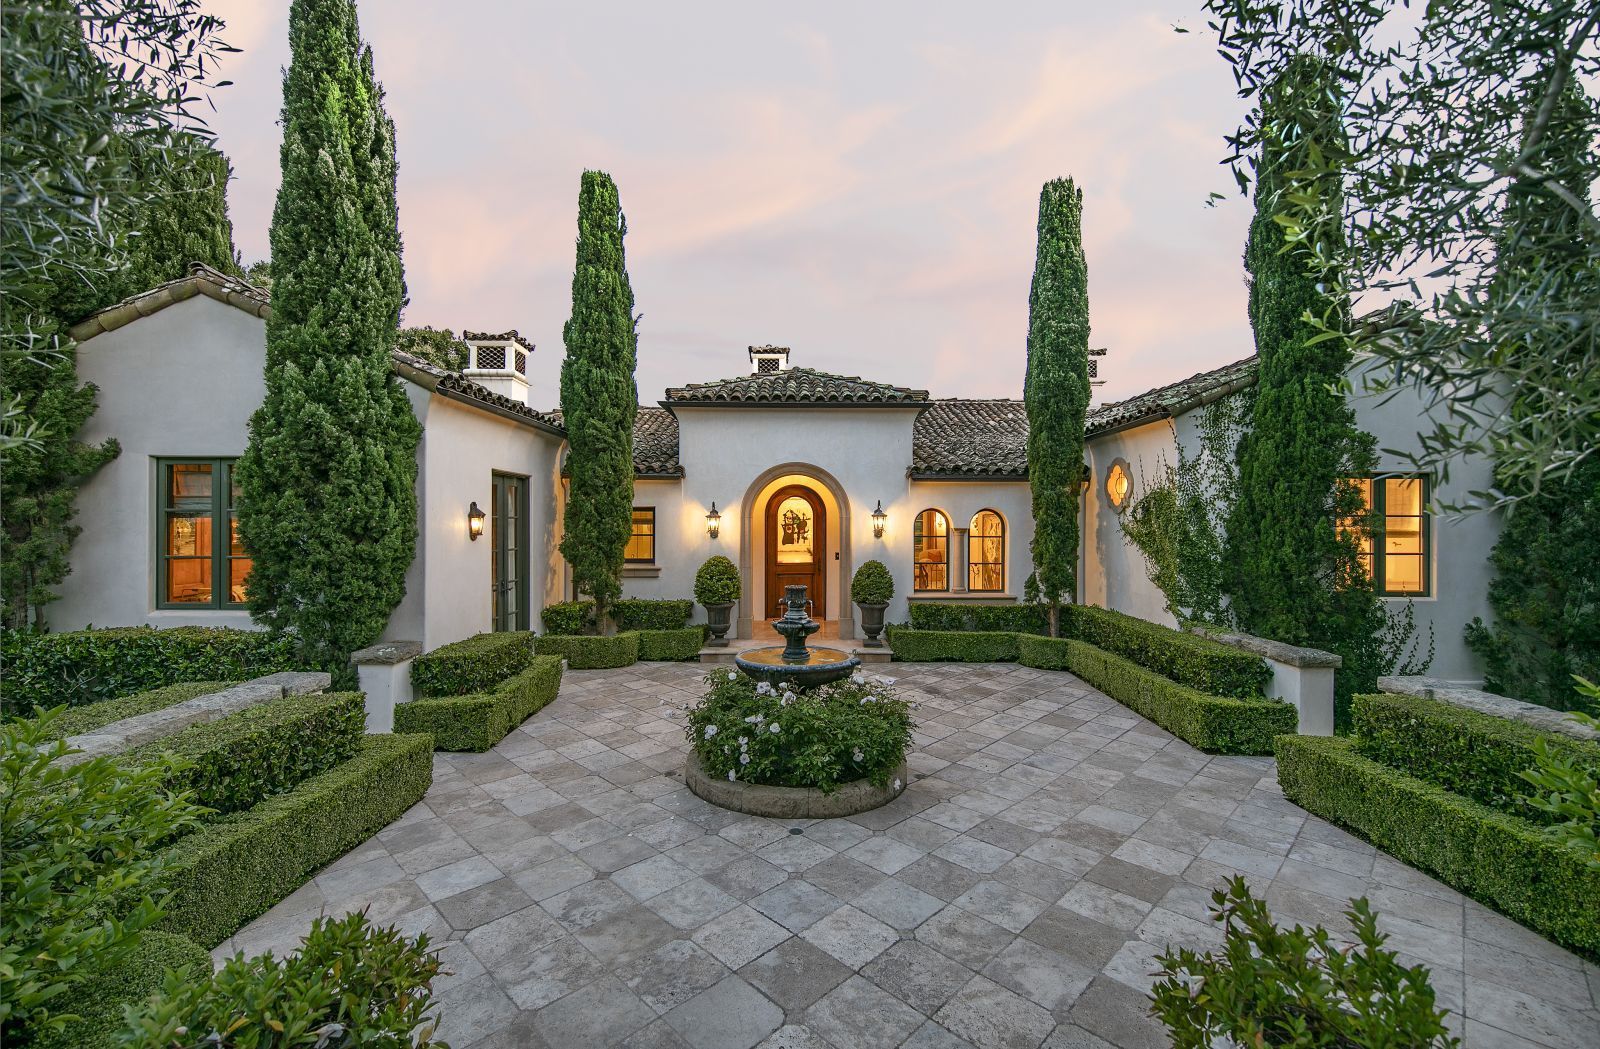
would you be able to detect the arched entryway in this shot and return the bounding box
[738,464,854,640]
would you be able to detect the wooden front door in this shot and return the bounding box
[765,485,826,620]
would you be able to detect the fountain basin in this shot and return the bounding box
[735,645,861,689]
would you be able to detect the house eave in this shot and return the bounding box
[394,356,565,438]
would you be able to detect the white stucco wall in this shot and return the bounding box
[55,296,266,631]
[1082,418,1182,627]
[904,480,1034,613]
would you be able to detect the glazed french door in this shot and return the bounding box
[492,472,530,631]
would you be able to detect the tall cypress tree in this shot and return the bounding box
[1223,58,1386,721]
[120,136,241,292]
[1025,178,1091,636]
[559,171,637,631]
[236,0,418,670]
[1466,77,1600,710]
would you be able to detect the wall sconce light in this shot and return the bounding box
[467,501,486,541]
[706,502,722,539]
[871,500,887,539]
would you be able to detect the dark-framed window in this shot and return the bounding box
[156,458,250,609]
[1341,475,1430,596]
[968,509,1005,592]
[913,509,949,591]
[625,507,656,563]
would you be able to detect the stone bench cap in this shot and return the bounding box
[1380,676,1599,742]
[1189,627,1342,668]
[350,640,422,665]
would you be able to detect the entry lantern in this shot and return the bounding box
[706,502,722,539]
[467,501,486,541]
[871,500,887,539]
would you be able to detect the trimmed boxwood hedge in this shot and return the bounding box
[1062,640,1295,754]
[118,691,366,818]
[1063,605,1271,698]
[535,631,640,669]
[1276,734,1600,958]
[886,627,1020,663]
[1017,633,1073,670]
[615,599,694,631]
[32,931,211,1049]
[395,656,564,751]
[148,733,433,948]
[908,602,1048,635]
[1,626,301,714]
[410,631,535,697]
[52,681,232,737]
[638,626,705,662]
[1353,692,1600,821]
[540,600,593,635]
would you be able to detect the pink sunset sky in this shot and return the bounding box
[200,1,1258,408]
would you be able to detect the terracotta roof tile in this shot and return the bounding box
[912,400,1029,478]
[1085,356,1257,436]
[663,367,930,406]
[68,262,270,342]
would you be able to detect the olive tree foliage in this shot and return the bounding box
[1199,0,1600,506]
[1,1,234,451]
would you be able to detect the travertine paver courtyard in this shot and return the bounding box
[219,662,1600,1049]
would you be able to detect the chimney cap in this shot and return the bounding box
[748,345,791,373]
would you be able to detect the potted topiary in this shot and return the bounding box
[851,559,894,647]
[694,555,741,646]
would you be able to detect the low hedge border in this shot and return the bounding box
[1017,633,1073,671]
[638,627,705,662]
[886,627,1019,663]
[118,692,366,818]
[148,733,434,948]
[1060,639,1296,754]
[32,931,211,1049]
[1,626,301,713]
[540,600,592,635]
[52,681,233,737]
[395,656,564,751]
[535,632,640,669]
[908,603,1048,635]
[410,631,535,697]
[1353,691,1600,821]
[1276,734,1600,958]
[33,933,209,1049]
[1064,605,1271,699]
[542,599,694,634]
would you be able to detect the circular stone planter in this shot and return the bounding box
[683,751,907,819]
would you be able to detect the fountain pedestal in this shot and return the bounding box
[735,584,860,688]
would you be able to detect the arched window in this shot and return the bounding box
[913,509,949,591]
[968,510,1005,592]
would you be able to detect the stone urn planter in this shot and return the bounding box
[703,602,734,647]
[683,751,907,818]
[856,601,888,648]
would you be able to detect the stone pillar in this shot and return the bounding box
[1188,627,1340,736]
[349,640,422,734]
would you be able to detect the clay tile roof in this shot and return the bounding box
[662,367,930,407]
[462,329,536,353]
[392,349,565,436]
[911,400,1030,478]
[1085,356,1258,436]
[545,406,682,477]
[68,262,271,342]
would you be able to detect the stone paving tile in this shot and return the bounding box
[225,661,1600,1048]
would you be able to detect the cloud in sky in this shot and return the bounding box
[201,1,1258,409]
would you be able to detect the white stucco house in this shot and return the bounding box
[54,263,1499,682]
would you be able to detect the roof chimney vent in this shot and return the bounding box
[749,345,791,374]
[462,330,534,405]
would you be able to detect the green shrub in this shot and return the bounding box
[1275,734,1600,957]
[1,710,203,1043]
[121,912,444,1048]
[615,598,694,631]
[1151,878,1456,1048]
[1353,691,1600,821]
[851,560,894,605]
[694,555,741,606]
[1,626,301,713]
[118,692,366,818]
[1017,633,1073,670]
[32,932,210,1049]
[689,668,912,791]
[395,656,564,752]
[638,627,705,662]
[410,630,535,696]
[908,602,1048,634]
[536,631,640,669]
[1064,605,1272,698]
[147,733,433,948]
[1520,694,1600,869]
[886,626,1019,663]
[541,599,594,635]
[1062,640,1295,754]
[51,682,232,737]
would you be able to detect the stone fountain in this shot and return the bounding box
[735,584,860,688]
